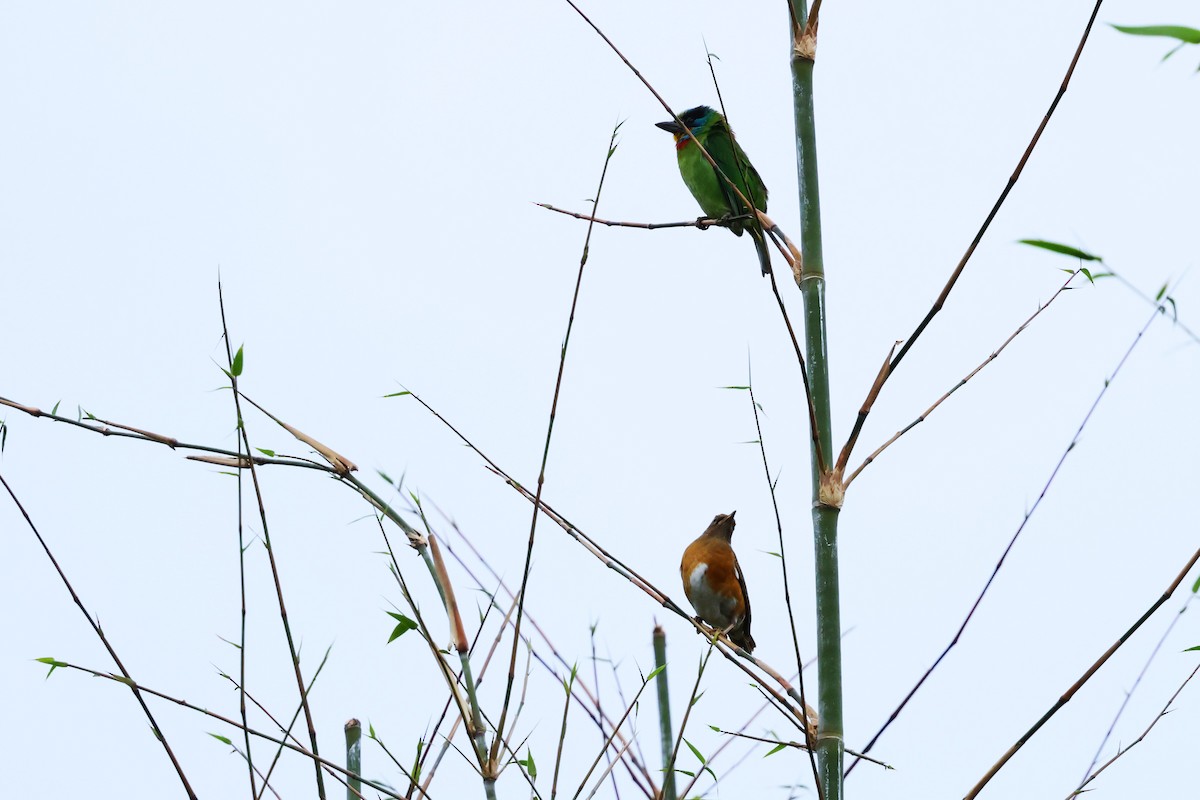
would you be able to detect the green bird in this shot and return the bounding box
[656,105,771,275]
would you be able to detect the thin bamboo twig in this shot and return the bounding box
[492,120,619,777]
[849,297,1169,774]
[215,311,327,800]
[0,396,331,472]
[46,660,423,800]
[236,645,333,800]
[663,645,717,796]
[550,664,577,799]
[536,204,729,229]
[710,728,889,767]
[217,284,259,800]
[582,738,636,800]
[2,473,199,799]
[745,374,823,798]
[571,665,663,799]
[1074,592,1196,791]
[842,269,1080,487]
[965,543,1200,799]
[591,626,626,800]
[1068,661,1200,798]
[434,518,656,798]
[840,0,1107,458]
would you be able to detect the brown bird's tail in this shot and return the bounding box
[730,622,755,653]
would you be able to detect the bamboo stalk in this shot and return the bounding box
[788,2,842,799]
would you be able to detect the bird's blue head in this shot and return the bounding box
[655,105,719,144]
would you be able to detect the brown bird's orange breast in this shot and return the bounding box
[681,536,746,626]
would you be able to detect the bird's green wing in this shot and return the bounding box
[704,123,767,235]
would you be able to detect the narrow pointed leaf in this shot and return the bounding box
[1018,239,1101,261]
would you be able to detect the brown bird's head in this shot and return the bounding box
[703,511,736,542]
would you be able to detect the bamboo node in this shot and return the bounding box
[817,468,845,509]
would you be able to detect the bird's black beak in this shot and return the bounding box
[655,119,684,135]
[729,510,736,518]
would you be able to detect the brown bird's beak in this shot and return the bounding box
[655,119,684,135]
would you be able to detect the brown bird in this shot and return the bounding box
[680,511,755,652]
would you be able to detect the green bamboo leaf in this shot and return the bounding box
[208,732,233,745]
[1155,283,1168,301]
[1018,239,1101,261]
[384,390,411,398]
[1111,24,1200,44]
[517,748,537,779]
[256,448,275,457]
[1184,644,1199,652]
[722,385,750,391]
[231,345,244,377]
[386,612,418,642]
[646,664,666,681]
[1191,572,1200,593]
[51,400,61,416]
[765,743,788,756]
[683,738,707,765]
[35,656,66,678]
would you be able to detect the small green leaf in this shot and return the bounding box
[35,656,66,678]
[231,345,244,377]
[384,391,411,398]
[708,725,721,733]
[683,738,707,765]
[255,448,275,457]
[646,664,666,681]
[386,612,418,642]
[51,400,61,416]
[722,385,750,391]
[1156,283,1168,301]
[1183,644,1200,652]
[1111,24,1200,44]
[765,743,789,756]
[209,732,233,746]
[1018,239,1101,261]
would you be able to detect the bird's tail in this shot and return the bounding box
[731,622,756,653]
[750,225,771,276]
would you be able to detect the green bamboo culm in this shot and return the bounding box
[344,718,362,800]
[653,625,678,800]
[788,2,844,799]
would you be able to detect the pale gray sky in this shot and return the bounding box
[2,2,1198,798]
